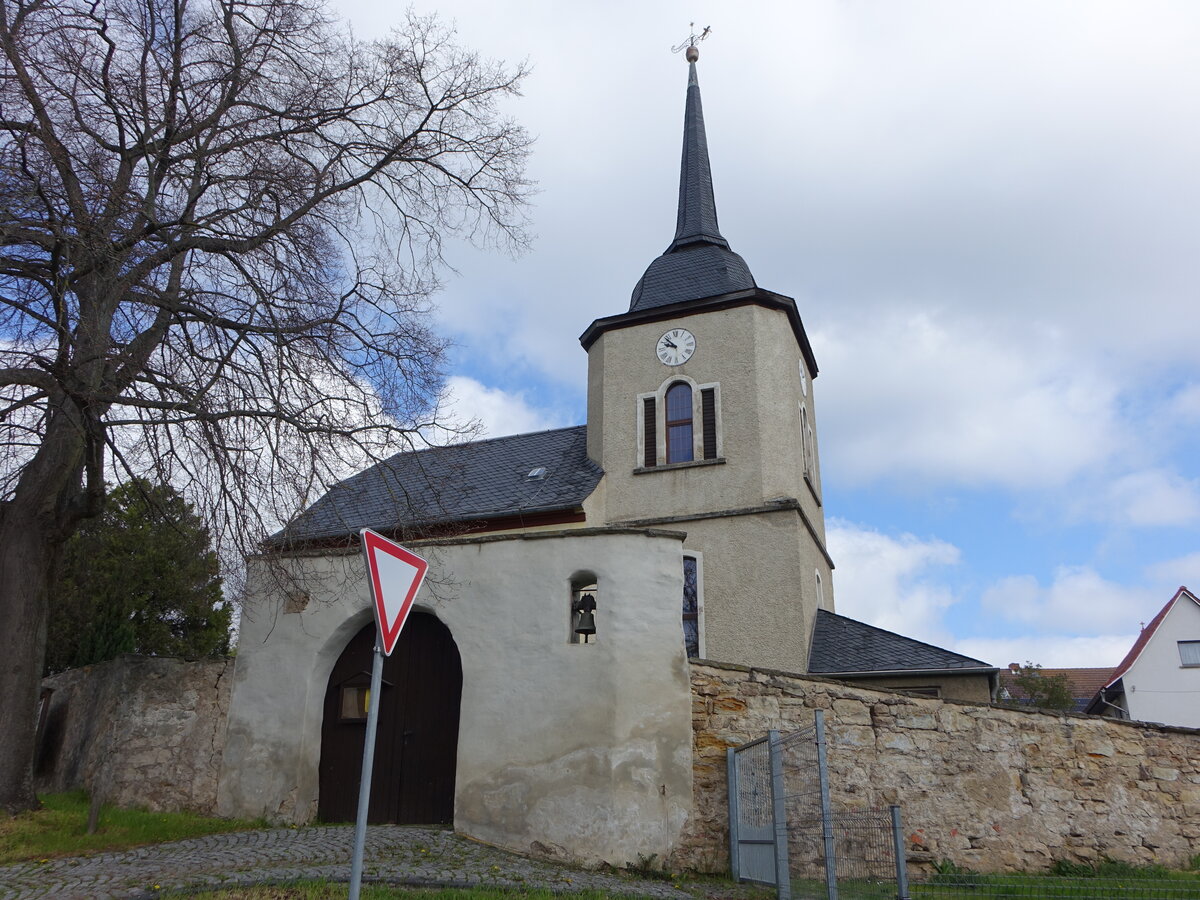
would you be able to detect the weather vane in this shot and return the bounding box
[671,23,711,62]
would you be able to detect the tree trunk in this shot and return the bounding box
[0,412,88,815]
[0,508,56,814]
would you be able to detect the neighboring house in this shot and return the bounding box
[997,665,1113,713]
[217,52,998,866]
[808,610,999,703]
[1085,586,1200,728]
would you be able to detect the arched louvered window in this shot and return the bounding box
[665,382,694,463]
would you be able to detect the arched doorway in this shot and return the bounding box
[318,612,462,824]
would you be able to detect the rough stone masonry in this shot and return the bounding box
[677,660,1200,874]
[35,655,1200,874]
[36,655,231,814]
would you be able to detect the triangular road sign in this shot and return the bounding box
[360,528,428,656]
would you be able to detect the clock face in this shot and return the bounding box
[656,328,696,366]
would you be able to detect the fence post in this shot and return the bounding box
[767,730,791,900]
[814,710,838,900]
[727,746,741,882]
[890,805,910,900]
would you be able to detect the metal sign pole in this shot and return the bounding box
[349,641,385,900]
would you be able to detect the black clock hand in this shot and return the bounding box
[663,338,677,349]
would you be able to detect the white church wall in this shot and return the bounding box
[217,526,695,866]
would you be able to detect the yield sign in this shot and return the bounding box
[360,528,428,656]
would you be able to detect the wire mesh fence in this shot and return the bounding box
[910,873,1200,899]
[729,712,907,900]
[728,713,1200,900]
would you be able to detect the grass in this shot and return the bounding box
[0,790,264,864]
[908,860,1200,899]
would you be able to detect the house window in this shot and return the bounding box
[682,553,704,658]
[637,378,721,468]
[665,382,694,463]
[1179,641,1200,667]
[815,570,824,608]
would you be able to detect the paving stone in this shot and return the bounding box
[0,826,697,900]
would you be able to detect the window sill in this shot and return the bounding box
[804,473,822,507]
[634,457,726,475]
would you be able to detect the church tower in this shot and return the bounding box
[580,46,834,672]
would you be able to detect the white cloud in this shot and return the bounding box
[980,566,1158,634]
[827,519,961,647]
[816,313,1123,490]
[956,633,1136,670]
[1102,469,1200,527]
[438,376,565,439]
[1144,552,1200,591]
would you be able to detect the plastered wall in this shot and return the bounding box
[217,527,695,866]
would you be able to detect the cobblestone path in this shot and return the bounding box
[0,825,697,900]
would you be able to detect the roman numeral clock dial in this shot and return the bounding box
[656,328,696,366]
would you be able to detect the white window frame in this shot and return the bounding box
[1179,640,1200,667]
[815,569,825,609]
[800,405,812,477]
[636,375,722,468]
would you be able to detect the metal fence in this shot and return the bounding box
[726,714,1200,900]
[728,711,909,900]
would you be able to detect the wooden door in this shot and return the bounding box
[318,613,462,824]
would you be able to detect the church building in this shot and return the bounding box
[217,46,994,865]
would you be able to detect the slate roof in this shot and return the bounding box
[629,60,757,313]
[808,609,995,676]
[273,425,602,545]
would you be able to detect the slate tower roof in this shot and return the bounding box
[629,56,756,312]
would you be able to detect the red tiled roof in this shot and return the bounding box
[1104,586,1199,689]
[999,667,1113,701]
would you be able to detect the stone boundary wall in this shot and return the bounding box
[679,661,1200,874]
[36,655,232,814]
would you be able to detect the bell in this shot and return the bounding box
[575,609,597,636]
[573,592,597,636]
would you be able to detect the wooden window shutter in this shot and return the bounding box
[701,388,717,460]
[643,397,657,467]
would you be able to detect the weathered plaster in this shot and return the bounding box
[218,527,694,866]
[585,303,833,673]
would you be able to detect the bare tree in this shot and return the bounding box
[0,0,531,813]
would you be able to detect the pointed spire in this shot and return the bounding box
[628,49,756,312]
[670,59,729,251]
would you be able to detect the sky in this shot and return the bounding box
[331,0,1200,670]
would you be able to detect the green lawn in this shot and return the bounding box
[0,791,264,864]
